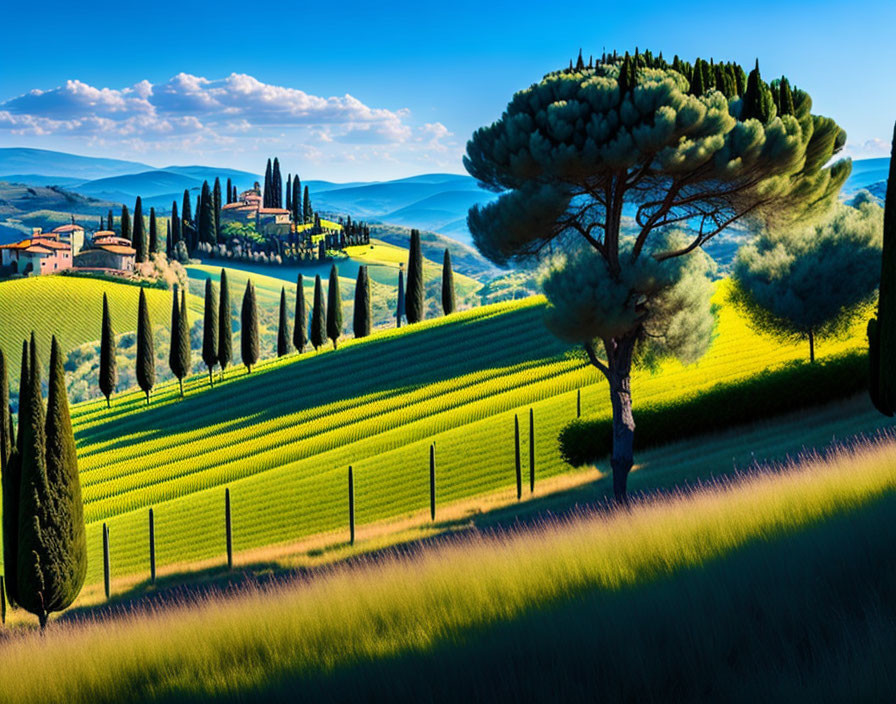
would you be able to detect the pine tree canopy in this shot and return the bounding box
[310,275,326,350]
[203,278,219,380]
[327,264,343,348]
[218,269,233,374]
[241,280,260,372]
[294,274,308,353]
[99,293,117,405]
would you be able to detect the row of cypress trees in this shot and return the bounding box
[0,336,87,629]
[398,229,456,326]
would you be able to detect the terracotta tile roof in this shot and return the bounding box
[52,224,84,233]
[0,240,31,250]
[96,244,136,255]
[258,208,290,214]
[222,202,247,210]
[23,244,56,255]
[93,230,116,237]
[35,240,70,251]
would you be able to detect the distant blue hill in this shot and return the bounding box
[0,147,153,180]
[0,174,86,188]
[843,157,889,194]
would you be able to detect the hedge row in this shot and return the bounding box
[559,350,869,466]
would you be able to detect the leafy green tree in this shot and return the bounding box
[327,264,343,349]
[310,274,326,351]
[136,288,155,404]
[441,249,456,315]
[133,197,147,262]
[465,53,848,502]
[241,280,259,372]
[353,266,371,338]
[99,293,117,407]
[869,124,896,415]
[202,279,218,384]
[169,286,191,396]
[120,204,131,244]
[149,207,158,254]
[218,269,233,380]
[733,198,882,362]
[405,229,424,323]
[277,287,290,357]
[294,274,307,353]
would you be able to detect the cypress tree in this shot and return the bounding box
[294,274,307,353]
[120,204,131,244]
[285,174,292,212]
[303,185,312,224]
[226,177,232,205]
[277,287,290,357]
[397,269,405,328]
[136,288,155,404]
[353,266,371,338]
[99,293,117,408]
[16,334,49,627]
[171,201,180,245]
[0,347,18,609]
[202,278,218,384]
[689,58,706,95]
[405,229,424,324]
[293,177,301,223]
[213,178,222,242]
[263,158,273,208]
[36,336,87,625]
[182,189,192,224]
[107,209,114,234]
[741,59,774,123]
[272,158,282,209]
[778,76,795,116]
[241,280,259,372]
[165,220,172,259]
[133,197,146,262]
[441,249,456,315]
[232,185,237,203]
[199,181,215,245]
[149,207,158,254]
[310,275,326,351]
[218,269,233,379]
[869,122,896,415]
[327,265,343,349]
[169,287,191,396]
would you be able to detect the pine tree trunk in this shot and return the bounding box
[808,329,815,363]
[178,378,184,397]
[38,611,48,631]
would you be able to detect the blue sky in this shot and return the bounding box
[1,0,893,180]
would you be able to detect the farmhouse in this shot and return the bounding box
[73,231,136,271]
[221,183,291,236]
[0,227,76,275]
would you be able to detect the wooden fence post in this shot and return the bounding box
[225,488,233,570]
[429,443,436,521]
[348,466,355,545]
[514,414,522,500]
[103,523,111,600]
[529,407,535,494]
[149,508,156,584]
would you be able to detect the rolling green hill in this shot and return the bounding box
[0,279,870,591]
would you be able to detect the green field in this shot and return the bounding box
[1,436,894,702]
[0,277,871,592]
[0,276,199,390]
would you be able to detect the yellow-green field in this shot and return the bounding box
[0,278,870,592]
[1,435,894,702]
[0,276,200,388]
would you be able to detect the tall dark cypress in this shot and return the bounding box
[397,269,405,328]
[165,220,172,259]
[218,270,233,379]
[741,59,773,123]
[0,347,18,609]
[310,275,326,351]
[441,249,456,315]
[169,287,191,396]
[38,336,87,623]
[405,229,424,323]
[136,288,155,404]
[353,266,371,338]
[276,287,290,357]
[149,207,158,254]
[327,264,343,349]
[777,76,795,116]
[232,185,237,203]
[107,209,114,234]
[181,189,192,251]
[241,280,259,373]
[171,201,181,246]
[120,205,131,244]
[303,185,312,224]
[213,178,222,243]
[202,278,218,384]
[133,197,147,262]
[292,177,302,223]
[263,158,273,208]
[99,293,117,408]
[272,158,282,209]
[285,174,292,213]
[294,274,307,353]
[869,122,896,416]
[199,181,215,245]
[226,177,233,205]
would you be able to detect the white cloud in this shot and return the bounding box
[843,138,891,160]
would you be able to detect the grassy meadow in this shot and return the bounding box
[0,436,893,701]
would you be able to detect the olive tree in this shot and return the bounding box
[732,194,882,362]
[465,51,849,501]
